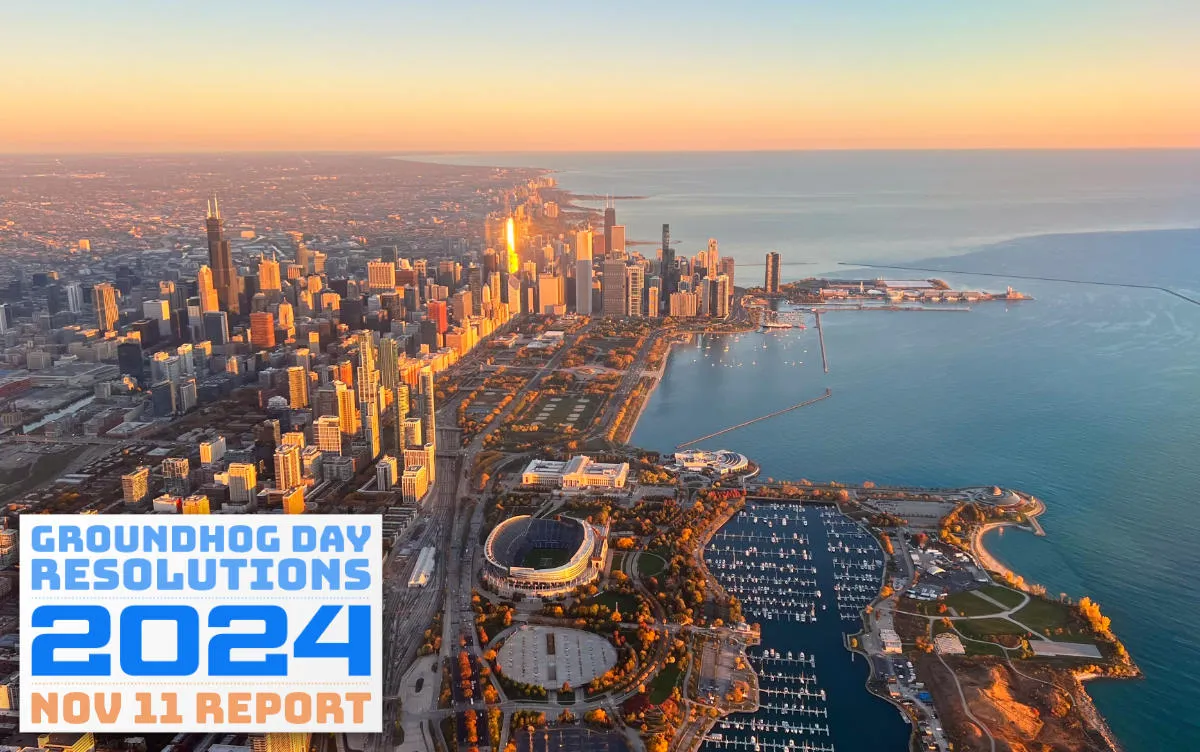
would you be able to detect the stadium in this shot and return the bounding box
[482,515,607,598]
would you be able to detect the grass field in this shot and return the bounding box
[522,547,572,569]
[955,617,1028,641]
[525,393,602,431]
[591,591,641,616]
[647,663,683,703]
[634,552,668,578]
[1011,597,1092,640]
[980,584,1026,609]
[942,590,1005,617]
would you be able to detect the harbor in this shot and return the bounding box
[701,503,909,752]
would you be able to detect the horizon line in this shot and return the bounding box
[2,146,1200,158]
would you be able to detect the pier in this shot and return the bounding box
[676,389,832,449]
[814,311,828,373]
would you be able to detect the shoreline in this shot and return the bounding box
[969,497,1131,752]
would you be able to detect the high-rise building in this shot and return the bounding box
[418,366,436,479]
[451,289,472,322]
[703,274,731,318]
[122,466,150,505]
[601,259,627,317]
[163,457,191,496]
[197,265,219,313]
[203,310,229,346]
[427,299,449,334]
[537,273,563,314]
[706,238,720,278]
[376,454,399,491]
[258,257,282,292]
[199,436,226,465]
[315,415,343,455]
[287,365,309,408]
[274,444,303,491]
[467,264,483,307]
[603,201,616,256]
[647,286,660,318]
[206,197,239,313]
[669,290,701,317]
[574,230,593,315]
[143,299,172,338]
[626,265,644,316]
[225,463,257,505]
[719,256,736,289]
[401,464,429,504]
[610,225,626,256]
[394,383,411,451]
[363,398,382,459]
[765,251,781,293]
[250,312,275,349]
[403,416,423,448]
[94,282,120,333]
[337,384,361,436]
[368,260,397,292]
[65,282,84,313]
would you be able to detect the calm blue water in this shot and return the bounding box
[414,151,1200,749]
[628,231,1200,750]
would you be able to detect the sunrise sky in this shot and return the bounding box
[3,0,1198,152]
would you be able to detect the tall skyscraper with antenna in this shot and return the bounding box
[603,197,616,259]
[661,223,676,308]
[206,196,239,314]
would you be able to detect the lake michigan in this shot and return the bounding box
[412,150,1200,750]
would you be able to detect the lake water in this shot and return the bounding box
[414,150,1200,749]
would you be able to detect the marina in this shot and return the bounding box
[702,503,907,752]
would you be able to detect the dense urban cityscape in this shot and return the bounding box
[0,149,1142,752]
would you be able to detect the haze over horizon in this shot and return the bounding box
[3,0,1199,153]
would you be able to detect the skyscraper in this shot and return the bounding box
[367,260,397,292]
[94,282,120,333]
[625,264,644,317]
[719,256,736,289]
[249,312,275,349]
[258,256,282,292]
[315,415,343,455]
[418,366,436,482]
[335,383,360,437]
[197,265,219,313]
[202,310,230,346]
[610,225,626,256]
[205,196,239,314]
[65,282,84,313]
[162,457,191,496]
[274,444,302,491]
[287,365,309,409]
[706,238,720,278]
[603,200,616,256]
[661,223,675,300]
[765,251,781,294]
[601,259,627,317]
[575,230,593,315]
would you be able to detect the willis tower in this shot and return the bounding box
[206,196,240,314]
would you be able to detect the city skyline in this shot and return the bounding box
[3,1,1199,152]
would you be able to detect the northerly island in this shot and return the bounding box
[0,154,1136,752]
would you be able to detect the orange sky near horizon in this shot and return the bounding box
[3,2,1198,152]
